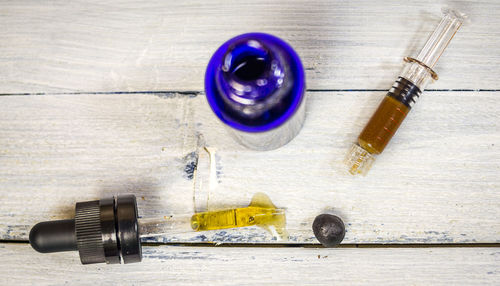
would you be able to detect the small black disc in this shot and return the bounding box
[312,214,345,247]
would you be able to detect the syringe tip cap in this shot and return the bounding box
[344,144,375,176]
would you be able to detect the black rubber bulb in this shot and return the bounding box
[30,219,77,253]
[312,214,346,247]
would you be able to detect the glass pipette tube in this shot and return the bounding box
[345,8,465,175]
[139,193,288,240]
[138,215,193,238]
[138,208,287,239]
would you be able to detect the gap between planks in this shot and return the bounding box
[1,89,500,96]
[1,240,499,249]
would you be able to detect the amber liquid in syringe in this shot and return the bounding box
[357,78,415,155]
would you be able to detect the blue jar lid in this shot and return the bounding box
[205,33,305,133]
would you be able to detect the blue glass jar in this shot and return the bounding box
[205,33,306,150]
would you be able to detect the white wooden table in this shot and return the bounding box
[1,1,499,285]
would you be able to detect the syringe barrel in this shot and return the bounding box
[345,8,464,175]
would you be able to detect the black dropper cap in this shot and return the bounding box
[29,195,142,265]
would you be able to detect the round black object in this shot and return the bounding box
[29,219,77,253]
[116,195,142,264]
[312,214,345,247]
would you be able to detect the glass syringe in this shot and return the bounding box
[345,8,465,175]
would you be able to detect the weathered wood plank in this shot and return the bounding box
[0,93,199,239]
[1,91,498,243]
[0,244,499,285]
[1,0,499,93]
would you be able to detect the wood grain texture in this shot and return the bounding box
[1,0,499,93]
[1,91,498,243]
[0,244,499,285]
[1,1,499,284]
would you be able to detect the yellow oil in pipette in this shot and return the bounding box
[190,193,288,239]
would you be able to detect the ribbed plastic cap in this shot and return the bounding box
[75,200,106,264]
[75,195,141,264]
